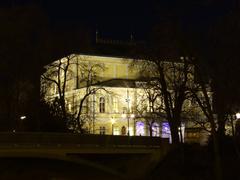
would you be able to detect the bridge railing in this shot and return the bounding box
[0,133,169,148]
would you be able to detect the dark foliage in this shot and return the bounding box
[36,99,69,132]
[149,143,240,180]
[207,135,239,157]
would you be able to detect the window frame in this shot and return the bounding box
[99,97,105,113]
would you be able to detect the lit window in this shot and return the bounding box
[113,127,119,135]
[162,122,172,143]
[162,122,171,137]
[152,123,160,137]
[122,107,127,114]
[54,84,57,94]
[121,126,127,135]
[68,103,72,112]
[100,126,106,135]
[136,122,145,136]
[113,98,118,113]
[128,127,134,136]
[99,97,105,113]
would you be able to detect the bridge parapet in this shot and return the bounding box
[0,133,171,179]
[0,133,169,148]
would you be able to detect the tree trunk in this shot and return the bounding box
[179,125,184,144]
[77,97,86,133]
[169,120,179,144]
[149,126,153,137]
[217,114,226,140]
[59,97,67,129]
[209,117,222,180]
[212,132,222,180]
[170,111,182,144]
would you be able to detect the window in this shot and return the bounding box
[136,122,144,136]
[53,84,57,95]
[68,103,72,112]
[82,100,88,114]
[122,107,127,114]
[113,127,119,135]
[100,126,106,135]
[161,122,171,138]
[152,123,160,137]
[161,122,172,143]
[99,97,105,113]
[121,126,126,135]
[113,98,118,113]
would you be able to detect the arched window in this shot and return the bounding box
[136,121,144,136]
[99,97,105,113]
[121,126,126,135]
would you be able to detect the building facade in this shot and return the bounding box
[42,54,208,142]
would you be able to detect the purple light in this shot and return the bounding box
[136,121,144,136]
[162,122,171,138]
[152,123,160,136]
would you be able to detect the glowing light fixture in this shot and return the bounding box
[122,114,126,118]
[236,113,240,119]
[20,116,26,120]
[111,118,115,124]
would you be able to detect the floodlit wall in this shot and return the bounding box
[41,54,207,142]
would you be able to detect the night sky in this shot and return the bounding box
[43,0,154,39]
[0,0,237,40]
[43,0,234,40]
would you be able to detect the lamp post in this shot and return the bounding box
[92,88,96,134]
[121,113,127,135]
[122,113,135,136]
[111,117,115,135]
[131,114,135,136]
[123,89,136,136]
[236,113,240,119]
[233,112,240,136]
[125,90,130,136]
[127,115,130,136]
[236,113,240,137]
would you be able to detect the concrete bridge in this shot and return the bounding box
[0,132,170,154]
[0,133,171,179]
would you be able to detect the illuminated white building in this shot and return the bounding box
[41,54,202,141]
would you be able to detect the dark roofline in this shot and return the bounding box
[75,52,137,60]
[93,78,137,88]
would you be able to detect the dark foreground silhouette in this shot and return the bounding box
[149,142,240,180]
[0,157,123,180]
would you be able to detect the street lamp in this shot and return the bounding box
[122,113,129,135]
[236,113,240,119]
[111,117,115,135]
[233,112,240,136]
[122,113,135,136]
[125,89,131,136]
[131,114,135,135]
[127,115,130,136]
[20,116,26,120]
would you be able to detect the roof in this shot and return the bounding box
[94,78,137,88]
